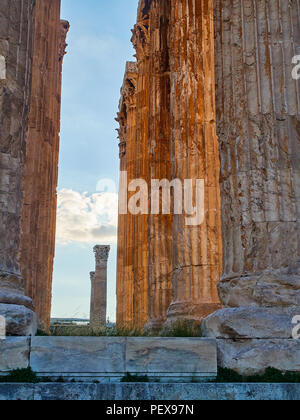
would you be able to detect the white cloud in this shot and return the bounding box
[56,189,118,245]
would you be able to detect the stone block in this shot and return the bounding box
[125,338,217,381]
[202,306,299,339]
[30,337,126,381]
[30,337,217,382]
[0,337,30,372]
[217,339,300,376]
[0,384,34,401]
[0,304,37,336]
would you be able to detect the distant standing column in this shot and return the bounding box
[90,246,110,329]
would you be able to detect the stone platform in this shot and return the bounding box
[0,383,300,400]
[0,337,217,383]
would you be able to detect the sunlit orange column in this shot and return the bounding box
[166,0,222,325]
[116,62,137,328]
[20,0,69,330]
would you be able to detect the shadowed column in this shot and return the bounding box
[90,246,110,330]
[166,0,222,326]
[202,0,300,345]
[0,0,37,336]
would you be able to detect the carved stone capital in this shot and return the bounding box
[131,18,150,61]
[93,245,110,266]
[59,20,70,62]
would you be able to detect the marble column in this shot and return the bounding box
[20,0,69,332]
[0,0,37,336]
[90,246,110,329]
[116,62,137,328]
[166,0,222,325]
[202,0,300,342]
[215,0,300,309]
[145,0,173,331]
[130,1,151,329]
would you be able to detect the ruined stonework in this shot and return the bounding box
[166,0,222,325]
[202,0,300,374]
[116,62,138,328]
[90,246,110,330]
[0,0,37,335]
[20,0,69,331]
[116,0,222,330]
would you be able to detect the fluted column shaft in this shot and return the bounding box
[166,0,222,324]
[215,0,300,307]
[20,0,69,331]
[131,2,151,329]
[0,0,37,335]
[145,0,173,331]
[116,63,137,328]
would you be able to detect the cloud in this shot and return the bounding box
[56,189,118,245]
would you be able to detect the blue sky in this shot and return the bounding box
[52,0,138,321]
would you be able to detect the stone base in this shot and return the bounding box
[29,337,217,382]
[218,270,300,308]
[216,339,300,376]
[166,302,221,325]
[201,306,299,339]
[0,338,30,372]
[0,304,37,336]
[1,383,300,400]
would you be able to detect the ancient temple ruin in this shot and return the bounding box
[116,0,300,337]
[0,0,68,334]
[0,0,299,377]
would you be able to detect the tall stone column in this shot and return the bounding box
[0,0,37,335]
[116,62,137,328]
[90,246,110,330]
[145,0,173,331]
[166,0,222,325]
[20,0,69,331]
[214,0,300,309]
[202,0,300,373]
[130,1,151,329]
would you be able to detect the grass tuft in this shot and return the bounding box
[161,321,202,338]
[121,373,150,383]
[216,367,300,384]
[0,368,40,384]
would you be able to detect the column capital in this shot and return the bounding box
[93,245,110,266]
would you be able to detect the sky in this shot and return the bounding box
[52,0,138,321]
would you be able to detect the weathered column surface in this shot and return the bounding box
[20,0,69,331]
[130,0,151,329]
[144,0,173,331]
[0,0,37,335]
[203,0,300,345]
[90,246,110,330]
[166,0,222,325]
[116,62,137,328]
[116,0,223,330]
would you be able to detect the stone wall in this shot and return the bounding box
[0,0,37,335]
[20,0,69,331]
